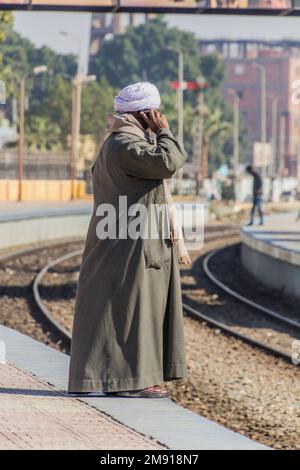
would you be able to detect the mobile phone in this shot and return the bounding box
[139,110,151,120]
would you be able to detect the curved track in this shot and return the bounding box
[32,250,81,345]
[30,227,240,346]
[0,238,83,349]
[203,246,300,331]
[28,232,298,367]
[189,244,299,365]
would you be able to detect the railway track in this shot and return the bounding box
[182,243,299,366]
[203,247,300,331]
[0,237,84,351]
[2,227,298,365]
[0,225,239,349]
[1,230,300,448]
[26,229,299,368]
[31,227,240,345]
[182,300,294,363]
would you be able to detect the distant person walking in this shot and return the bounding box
[246,165,264,226]
[68,82,189,398]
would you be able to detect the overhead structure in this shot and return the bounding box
[1,0,300,15]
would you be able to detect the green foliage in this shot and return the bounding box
[200,54,226,89]
[28,74,73,147]
[0,27,77,149]
[90,16,247,172]
[0,11,12,44]
[90,17,201,89]
[0,26,118,150]
[0,15,248,171]
[81,77,117,145]
[25,115,61,151]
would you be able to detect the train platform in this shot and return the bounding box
[0,200,93,221]
[0,325,267,450]
[240,211,300,299]
[0,201,92,249]
[0,199,205,250]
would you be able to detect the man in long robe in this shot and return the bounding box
[68,82,188,398]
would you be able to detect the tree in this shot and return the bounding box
[0,27,77,148]
[89,17,201,89]
[0,11,13,114]
[90,16,247,172]
[81,77,117,145]
[25,116,61,151]
[0,11,12,45]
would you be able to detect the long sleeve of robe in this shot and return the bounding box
[68,125,188,393]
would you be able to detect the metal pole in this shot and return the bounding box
[197,92,204,163]
[178,50,184,145]
[74,77,82,198]
[177,50,184,194]
[18,77,25,202]
[252,63,267,188]
[261,65,267,183]
[233,92,240,200]
[193,91,204,195]
[60,32,82,200]
[279,113,286,196]
[233,93,239,178]
[72,39,83,201]
[163,46,185,194]
[70,83,77,200]
[271,96,278,177]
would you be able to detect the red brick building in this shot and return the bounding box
[200,40,300,176]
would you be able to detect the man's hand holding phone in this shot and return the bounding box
[140,109,169,134]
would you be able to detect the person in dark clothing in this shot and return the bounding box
[246,165,264,226]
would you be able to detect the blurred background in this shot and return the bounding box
[0,5,300,217]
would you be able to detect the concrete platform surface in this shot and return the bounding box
[241,211,300,266]
[0,201,93,249]
[0,325,267,450]
[241,211,300,299]
[0,200,92,222]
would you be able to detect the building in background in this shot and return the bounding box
[200,39,300,178]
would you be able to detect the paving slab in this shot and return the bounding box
[0,325,267,450]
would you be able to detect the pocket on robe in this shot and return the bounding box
[143,239,162,269]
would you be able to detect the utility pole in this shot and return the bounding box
[269,95,278,202]
[18,66,47,202]
[192,77,208,197]
[70,82,77,201]
[232,92,240,201]
[271,96,278,177]
[261,66,267,175]
[164,46,184,194]
[178,50,184,148]
[252,63,267,186]
[18,77,25,202]
[233,92,240,181]
[177,51,184,194]
[228,89,242,200]
[279,112,287,195]
[70,74,96,200]
[193,91,204,196]
[60,31,83,200]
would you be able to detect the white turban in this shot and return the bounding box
[114,81,161,114]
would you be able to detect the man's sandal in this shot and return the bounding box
[104,385,169,398]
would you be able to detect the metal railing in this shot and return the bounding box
[0,150,71,180]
